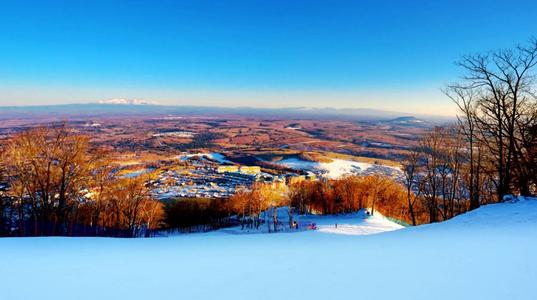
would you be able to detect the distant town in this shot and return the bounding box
[120,151,403,200]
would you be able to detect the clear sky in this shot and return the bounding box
[0,0,536,115]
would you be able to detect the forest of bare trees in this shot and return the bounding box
[0,125,164,237]
[445,39,537,202]
[397,38,537,223]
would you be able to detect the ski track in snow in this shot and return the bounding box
[0,199,536,300]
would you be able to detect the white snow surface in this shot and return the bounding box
[178,152,232,164]
[318,158,373,178]
[314,211,404,235]
[1,199,537,300]
[218,208,404,235]
[277,157,399,179]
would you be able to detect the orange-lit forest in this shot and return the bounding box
[0,126,164,237]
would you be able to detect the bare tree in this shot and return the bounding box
[367,176,391,216]
[229,187,250,229]
[451,38,537,199]
[419,128,444,222]
[4,125,92,235]
[444,86,481,209]
[402,149,421,225]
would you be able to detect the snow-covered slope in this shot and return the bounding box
[313,210,404,235]
[0,200,536,300]
[177,152,232,164]
[276,157,401,179]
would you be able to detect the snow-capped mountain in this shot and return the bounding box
[97,98,159,105]
[386,116,424,124]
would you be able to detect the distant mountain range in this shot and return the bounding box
[0,102,454,124]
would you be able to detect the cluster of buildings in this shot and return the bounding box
[216,165,261,175]
[152,160,274,199]
[152,131,195,138]
[152,168,248,199]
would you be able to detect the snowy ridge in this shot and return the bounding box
[421,196,537,231]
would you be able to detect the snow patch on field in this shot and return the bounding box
[178,152,232,164]
[318,158,373,178]
[277,157,318,170]
[277,157,399,178]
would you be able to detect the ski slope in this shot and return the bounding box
[314,211,404,235]
[1,199,536,300]
[218,209,404,235]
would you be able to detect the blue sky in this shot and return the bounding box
[0,0,535,115]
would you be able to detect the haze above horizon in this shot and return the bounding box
[1,0,536,116]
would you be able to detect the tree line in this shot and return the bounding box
[0,125,164,237]
[163,198,235,233]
